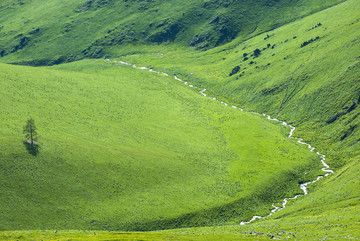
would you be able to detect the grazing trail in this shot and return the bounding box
[108,59,334,225]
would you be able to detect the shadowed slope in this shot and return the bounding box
[0,0,344,65]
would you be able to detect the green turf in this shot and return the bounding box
[0,60,322,231]
[0,0,359,239]
[0,229,267,241]
[159,157,359,240]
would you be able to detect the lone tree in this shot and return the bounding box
[23,118,38,145]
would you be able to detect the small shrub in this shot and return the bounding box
[229,66,241,76]
[308,22,323,31]
[254,48,261,57]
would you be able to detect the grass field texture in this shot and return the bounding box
[0,0,358,239]
[0,60,321,231]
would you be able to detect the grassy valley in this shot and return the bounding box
[0,0,359,240]
[0,60,322,231]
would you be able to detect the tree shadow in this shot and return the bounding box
[23,141,40,156]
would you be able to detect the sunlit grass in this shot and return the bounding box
[0,0,358,239]
[0,60,320,231]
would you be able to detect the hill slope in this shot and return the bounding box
[119,0,360,171]
[0,0,344,65]
[0,0,358,239]
[0,60,321,230]
[112,0,360,236]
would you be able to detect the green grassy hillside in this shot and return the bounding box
[0,0,359,239]
[1,150,359,240]
[1,154,357,239]
[0,0,343,65]
[0,60,321,231]
[160,157,359,240]
[118,0,360,171]
[104,0,359,237]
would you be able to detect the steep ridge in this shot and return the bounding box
[0,0,344,65]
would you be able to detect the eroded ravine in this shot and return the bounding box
[108,59,334,225]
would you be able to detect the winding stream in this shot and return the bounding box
[108,59,334,225]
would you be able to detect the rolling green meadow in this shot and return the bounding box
[0,60,321,231]
[0,0,359,240]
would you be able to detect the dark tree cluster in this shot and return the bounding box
[300,36,320,47]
